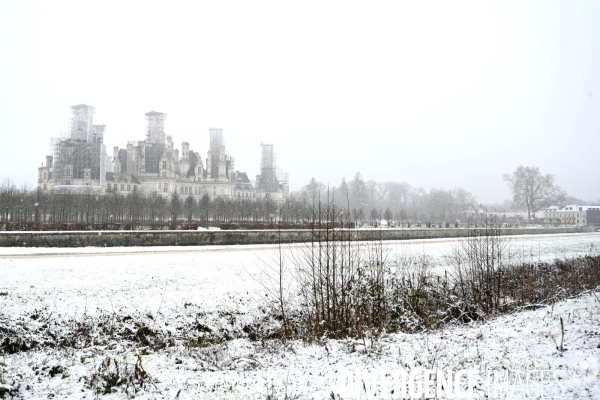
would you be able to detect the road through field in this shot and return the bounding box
[1,231,598,259]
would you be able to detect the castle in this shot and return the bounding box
[38,105,288,202]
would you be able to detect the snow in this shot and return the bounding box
[0,232,599,398]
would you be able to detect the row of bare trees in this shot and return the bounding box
[2,164,579,229]
[0,175,484,229]
[0,179,286,227]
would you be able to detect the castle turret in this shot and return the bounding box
[179,142,190,177]
[113,146,122,173]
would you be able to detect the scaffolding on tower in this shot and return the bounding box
[48,105,106,194]
[258,143,282,192]
[145,111,166,145]
[144,111,167,173]
[209,128,224,178]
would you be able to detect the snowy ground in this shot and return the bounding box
[0,233,599,398]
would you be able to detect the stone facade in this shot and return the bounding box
[38,106,289,202]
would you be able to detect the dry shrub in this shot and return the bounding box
[86,355,155,395]
[269,209,600,340]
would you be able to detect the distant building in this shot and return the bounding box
[466,208,545,220]
[544,205,600,226]
[38,105,289,202]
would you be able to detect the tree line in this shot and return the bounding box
[0,175,483,230]
[1,165,588,230]
[296,172,480,225]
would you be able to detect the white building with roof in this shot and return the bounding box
[544,204,600,226]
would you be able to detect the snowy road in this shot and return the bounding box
[1,231,598,259]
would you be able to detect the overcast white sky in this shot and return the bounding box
[0,1,599,203]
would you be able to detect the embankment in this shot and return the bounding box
[0,227,579,247]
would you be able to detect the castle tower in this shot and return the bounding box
[145,111,166,145]
[258,143,281,192]
[209,128,223,179]
[92,124,105,145]
[69,104,95,141]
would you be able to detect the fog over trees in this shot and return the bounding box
[1,165,597,229]
[1,175,476,228]
[297,173,479,225]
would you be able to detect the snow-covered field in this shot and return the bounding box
[0,233,599,398]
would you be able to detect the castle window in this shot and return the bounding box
[120,184,124,191]
[163,187,168,193]
[162,161,167,169]
[133,185,137,192]
[114,184,117,190]
[127,184,131,191]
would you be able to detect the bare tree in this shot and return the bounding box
[366,180,378,208]
[503,165,566,221]
[184,194,195,222]
[375,182,389,207]
[451,187,477,221]
[383,208,393,222]
[426,188,453,222]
